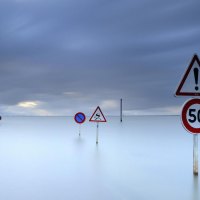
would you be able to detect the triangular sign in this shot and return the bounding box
[89,106,107,122]
[175,54,200,96]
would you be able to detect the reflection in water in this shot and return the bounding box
[193,176,199,200]
[94,143,101,163]
[74,134,84,144]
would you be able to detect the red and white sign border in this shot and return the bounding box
[175,54,200,97]
[89,106,107,122]
[74,112,86,124]
[181,98,200,134]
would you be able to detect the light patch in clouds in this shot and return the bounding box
[100,100,119,110]
[17,101,39,108]
[0,104,52,116]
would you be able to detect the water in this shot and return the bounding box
[0,116,199,200]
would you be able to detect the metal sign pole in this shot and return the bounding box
[193,134,198,176]
[120,98,122,122]
[79,124,81,137]
[96,122,99,144]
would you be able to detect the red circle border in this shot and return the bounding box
[74,112,86,124]
[181,98,200,134]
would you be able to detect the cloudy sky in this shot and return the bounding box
[0,0,200,116]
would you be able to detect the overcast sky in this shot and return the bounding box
[0,0,200,116]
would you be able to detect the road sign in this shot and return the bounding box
[89,106,107,122]
[181,98,200,134]
[74,112,86,124]
[175,54,200,96]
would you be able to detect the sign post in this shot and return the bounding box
[120,98,123,122]
[181,98,200,175]
[193,134,198,175]
[79,124,81,137]
[175,54,200,176]
[74,112,86,137]
[96,122,99,144]
[89,106,107,145]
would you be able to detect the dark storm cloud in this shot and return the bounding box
[0,0,200,115]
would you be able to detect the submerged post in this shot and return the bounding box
[193,134,198,176]
[120,98,122,122]
[79,124,81,137]
[96,122,99,145]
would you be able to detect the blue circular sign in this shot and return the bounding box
[74,112,86,124]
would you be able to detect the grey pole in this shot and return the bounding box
[79,124,81,137]
[96,122,99,145]
[120,98,122,122]
[193,134,198,176]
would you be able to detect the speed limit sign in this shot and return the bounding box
[181,98,200,134]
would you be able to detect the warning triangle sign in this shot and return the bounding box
[89,106,107,122]
[175,54,200,96]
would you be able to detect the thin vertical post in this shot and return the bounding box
[193,134,198,176]
[96,122,99,144]
[120,98,122,122]
[79,124,81,137]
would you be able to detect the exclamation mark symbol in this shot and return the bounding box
[194,67,199,91]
